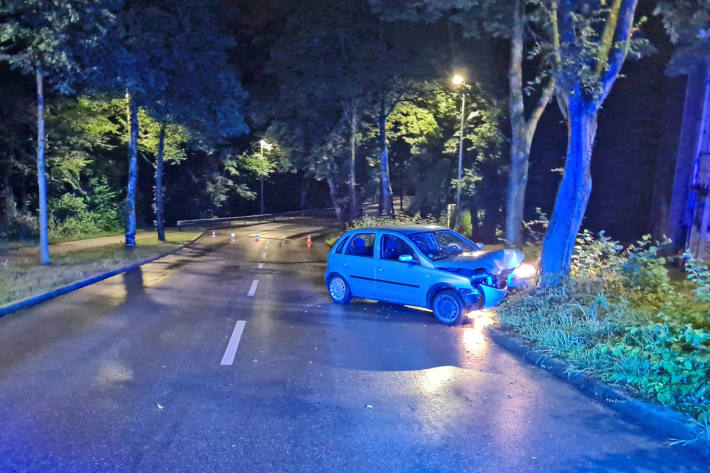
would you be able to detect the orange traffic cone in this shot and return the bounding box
[255,233,260,242]
[307,234,312,247]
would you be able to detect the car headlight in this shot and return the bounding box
[512,263,536,279]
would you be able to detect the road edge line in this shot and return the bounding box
[0,232,205,319]
[485,326,710,458]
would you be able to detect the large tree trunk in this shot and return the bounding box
[348,102,358,221]
[36,70,50,265]
[504,0,554,247]
[125,92,139,248]
[378,111,394,217]
[505,130,533,246]
[667,61,710,252]
[540,97,598,281]
[154,122,166,241]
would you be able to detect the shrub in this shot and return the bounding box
[498,229,710,427]
[345,212,439,232]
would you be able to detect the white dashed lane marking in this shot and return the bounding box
[247,280,259,297]
[258,263,264,269]
[220,321,246,366]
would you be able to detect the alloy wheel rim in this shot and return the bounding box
[330,278,346,301]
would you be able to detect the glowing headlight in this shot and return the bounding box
[512,263,536,279]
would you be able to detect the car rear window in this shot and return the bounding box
[345,233,375,257]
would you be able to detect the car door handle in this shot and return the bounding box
[378,267,384,272]
[344,262,349,267]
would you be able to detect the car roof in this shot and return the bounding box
[347,224,448,235]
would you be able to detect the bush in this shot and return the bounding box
[345,212,439,232]
[498,230,710,427]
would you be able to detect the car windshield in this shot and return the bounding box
[409,230,477,260]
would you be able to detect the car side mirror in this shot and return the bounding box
[398,254,415,263]
[476,243,485,250]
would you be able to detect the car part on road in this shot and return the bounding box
[431,289,465,325]
[328,275,352,304]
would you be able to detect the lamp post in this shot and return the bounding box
[452,74,465,227]
[259,139,272,214]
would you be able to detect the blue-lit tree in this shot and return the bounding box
[539,0,645,282]
[0,0,116,263]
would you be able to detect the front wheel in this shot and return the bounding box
[432,290,465,326]
[328,275,352,304]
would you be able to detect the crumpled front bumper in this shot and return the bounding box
[459,284,507,309]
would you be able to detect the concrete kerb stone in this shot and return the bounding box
[485,325,710,458]
[0,232,204,319]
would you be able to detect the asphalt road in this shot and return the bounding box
[0,219,706,473]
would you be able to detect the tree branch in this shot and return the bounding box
[600,0,639,102]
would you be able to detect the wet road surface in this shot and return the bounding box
[0,219,707,472]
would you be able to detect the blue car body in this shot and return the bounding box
[324,225,525,313]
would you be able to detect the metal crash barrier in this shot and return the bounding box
[176,208,335,230]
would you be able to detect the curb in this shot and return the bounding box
[0,232,204,319]
[485,325,710,458]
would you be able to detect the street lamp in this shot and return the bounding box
[452,74,466,227]
[259,139,272,214]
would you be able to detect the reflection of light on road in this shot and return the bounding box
[462,309,494,355]
[420,366,455,394]
[96,360,133,385]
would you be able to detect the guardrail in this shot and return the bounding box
[176,208,335,230]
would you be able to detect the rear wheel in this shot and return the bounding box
[328,275,352,304]
[432,290,465,326]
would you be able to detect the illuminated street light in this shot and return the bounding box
[452,74,464,86]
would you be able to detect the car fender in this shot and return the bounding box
[426,272,472,308]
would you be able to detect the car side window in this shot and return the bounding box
[381,234,417,261]
[344,233,375,257]
[335,235,349,254]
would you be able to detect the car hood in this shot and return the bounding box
[435,249,524,275]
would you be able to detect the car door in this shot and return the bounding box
[341,232,378,298]
[374,233,429,307]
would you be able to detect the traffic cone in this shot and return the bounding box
[307,234,312,248]
[255,233,260,242]
[231,233,236,241]
[211,231,216,239]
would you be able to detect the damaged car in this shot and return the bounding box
[325,225,536,325]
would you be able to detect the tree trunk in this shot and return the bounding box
[154,122,166,241]
[378,112,394,217]
[400,172,405,212]
[348,102,358,221]
[36,70,50,265]
[667,61,710,252]
[1,152,16,230]
[503,0,554,246]
[505,130,533,246]
[540,97,598,281]
[125,92,139,248]
[299,175,310,210]
[325,160,343,222]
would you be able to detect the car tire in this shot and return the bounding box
[328,275,352,304]
[432,289,465,326]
